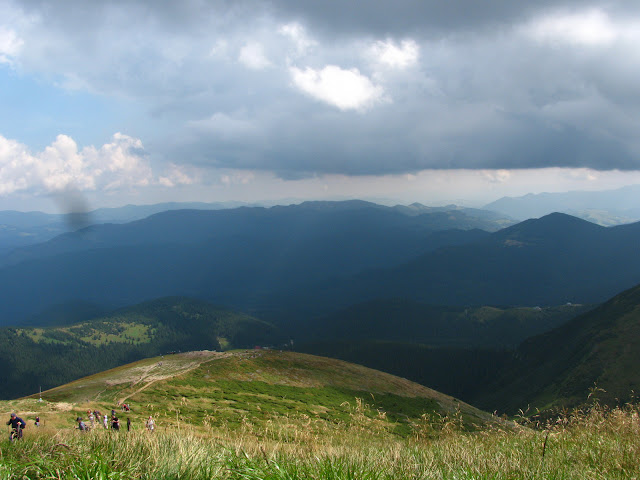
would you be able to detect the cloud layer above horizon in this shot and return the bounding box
[1,0,639,205]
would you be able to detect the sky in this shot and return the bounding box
[1,0,640,213]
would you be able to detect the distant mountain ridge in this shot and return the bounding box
[0,201,251,253]
[0,200,511,265]
[0,200,511,255]
[309,212,640,309]
[1,202,638,329]
[485,184,640,225]
[0,200,508,324]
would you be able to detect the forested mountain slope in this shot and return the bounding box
[476,283,640,412]
[310,213,640,308]
[0,297,277,399]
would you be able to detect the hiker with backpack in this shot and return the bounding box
[77,417,88,431]
[111,415,120,430]
[7,413,26,441]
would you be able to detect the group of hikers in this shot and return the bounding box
[76,410,155,433]
[7,407,155,441]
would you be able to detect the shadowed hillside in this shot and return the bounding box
[297,298,590,347]
[309,213,640,309]
[476,283,640,413]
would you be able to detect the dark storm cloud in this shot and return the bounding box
[178,100,640,177]
[266,0,640,36]
[16,0,639,35]
[7,0,640,180]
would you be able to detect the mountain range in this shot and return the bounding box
[0,202,639,326]
[296,299,590,348]
[0,201,251,254]
[295,212,640,310]
[2,197,640,417]
[8,280,640,415]
[485,184,640,225]
[0,200,510,325]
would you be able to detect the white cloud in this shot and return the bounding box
[289,65,384,111]
[562,168,600,182]
[158,163,197,187]
[89,133,153,190]
[526,9,619,47]
[3,0,640,188]
[0,27,23,64]
[238,42,272,70]
[371,39,419,69]
[0,136,31,195]
[278,22,316,57]
[38,134,94,191]
[0,133,157,195]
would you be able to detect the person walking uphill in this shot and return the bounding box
[146,416,155,432]
[77,417,88,431]
[7,413,26,441]
[111,415,120,430]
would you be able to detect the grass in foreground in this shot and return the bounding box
[1,402,639,479]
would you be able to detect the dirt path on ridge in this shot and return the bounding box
[115,351,235,404]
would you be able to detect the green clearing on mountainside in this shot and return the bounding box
[19,321,154,346]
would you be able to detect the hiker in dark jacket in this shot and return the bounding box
[7,413,26,440]
[77,417,88,431]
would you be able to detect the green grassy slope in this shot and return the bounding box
[16,350,499,436]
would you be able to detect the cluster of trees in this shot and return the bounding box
[0,332,150,398]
